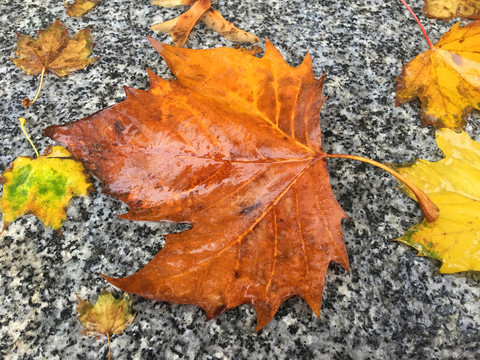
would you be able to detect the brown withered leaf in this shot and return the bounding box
[151,0,259,47]
[11,19,98,107]
[46,39,349,331]
[424,0,480,20]
[64,0,98,17]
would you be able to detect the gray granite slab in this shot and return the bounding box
[1,0,480,359]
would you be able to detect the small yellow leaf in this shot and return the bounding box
[396,21,480,129]
[64,0,98,17]
[77,291,136,339]
[424,0,480,20]
[395,129,480,273]
[0,145,92,232]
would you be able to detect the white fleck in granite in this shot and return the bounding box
[1,0,480,359]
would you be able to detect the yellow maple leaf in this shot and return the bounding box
[0,145,92,232]
[424,0,480,20]
[395,20,480,129]
[63,0,98,17]
[11,19,98,107]
[78,291,136,360]
[395,129,480,273]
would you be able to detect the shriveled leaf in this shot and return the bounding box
[396,21,480,129]
[46,39,349,330]
[0,146,92,232]
[77,291,135,339]
[395,129,480,273]
[424,0,480,20]
[64,0,98,17]
[151,0,259,47]
[11,19,98,106]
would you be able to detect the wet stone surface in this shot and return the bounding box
[0,0,480,359]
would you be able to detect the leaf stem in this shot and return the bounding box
[399,0,433,48]
[107,333,112,360]
[325,153,439,222]
[18,118,39,158]
[23,66,46,107]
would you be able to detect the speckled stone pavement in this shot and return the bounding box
[0,0,479,359]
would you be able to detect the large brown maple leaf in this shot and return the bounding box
[45,38,349,330]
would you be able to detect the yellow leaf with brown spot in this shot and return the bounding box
[64,0,98,17]
[424,0,480,20]
[396,21,480,129]
[396,129,480,273]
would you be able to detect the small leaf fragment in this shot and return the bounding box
[424,0,480,20]
[78,291,136,360]
[395,21,480,129]
[0,146,92,232]
[395,129,480,273]
[11,19,98,106]
[63,0,98,17]
[151,0,259,46]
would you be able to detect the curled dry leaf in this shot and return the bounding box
[63,0,98,17]
[46,39,350,330]
[424,0,480,20]
[396,21,480,129]
[0,146,92,233]
[11,19,98,107]
[78,291,135,360]
[395,129,480,273]
[151,0,259,47]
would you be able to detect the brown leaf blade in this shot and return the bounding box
[11,19,98,106]
[424,0,480,20]
[46,40,349,330]
[64,0,98,17]
[396,21,480,129]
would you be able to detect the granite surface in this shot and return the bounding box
[1,0,480,359]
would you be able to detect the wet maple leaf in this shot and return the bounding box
[11,19,98,107]
[395,20,480,129]
[151,0,259,47]
[63,0,98,17]
[424,0,480,20]
[395,129,480,273]
[46,39,350,330]
[0,145,92,232]
[78,291,135,360]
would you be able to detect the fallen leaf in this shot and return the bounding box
[11,19,98,107]
[46,38,350,330]
[78,291,135,360]
[63,0,98,17]
[424,0,480,20]
[395,20,480,129]
[0,145,92,232]
[151,0,259,47]
[395,129,480,273]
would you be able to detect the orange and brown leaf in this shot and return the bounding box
[395,21,480,129]
[46,39,349,331]
[424,0,480,20]
[151,0,259,47]
[64,0,98,17]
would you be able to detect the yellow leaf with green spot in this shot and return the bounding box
[395,129,480,273]
[0,145,92,232]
